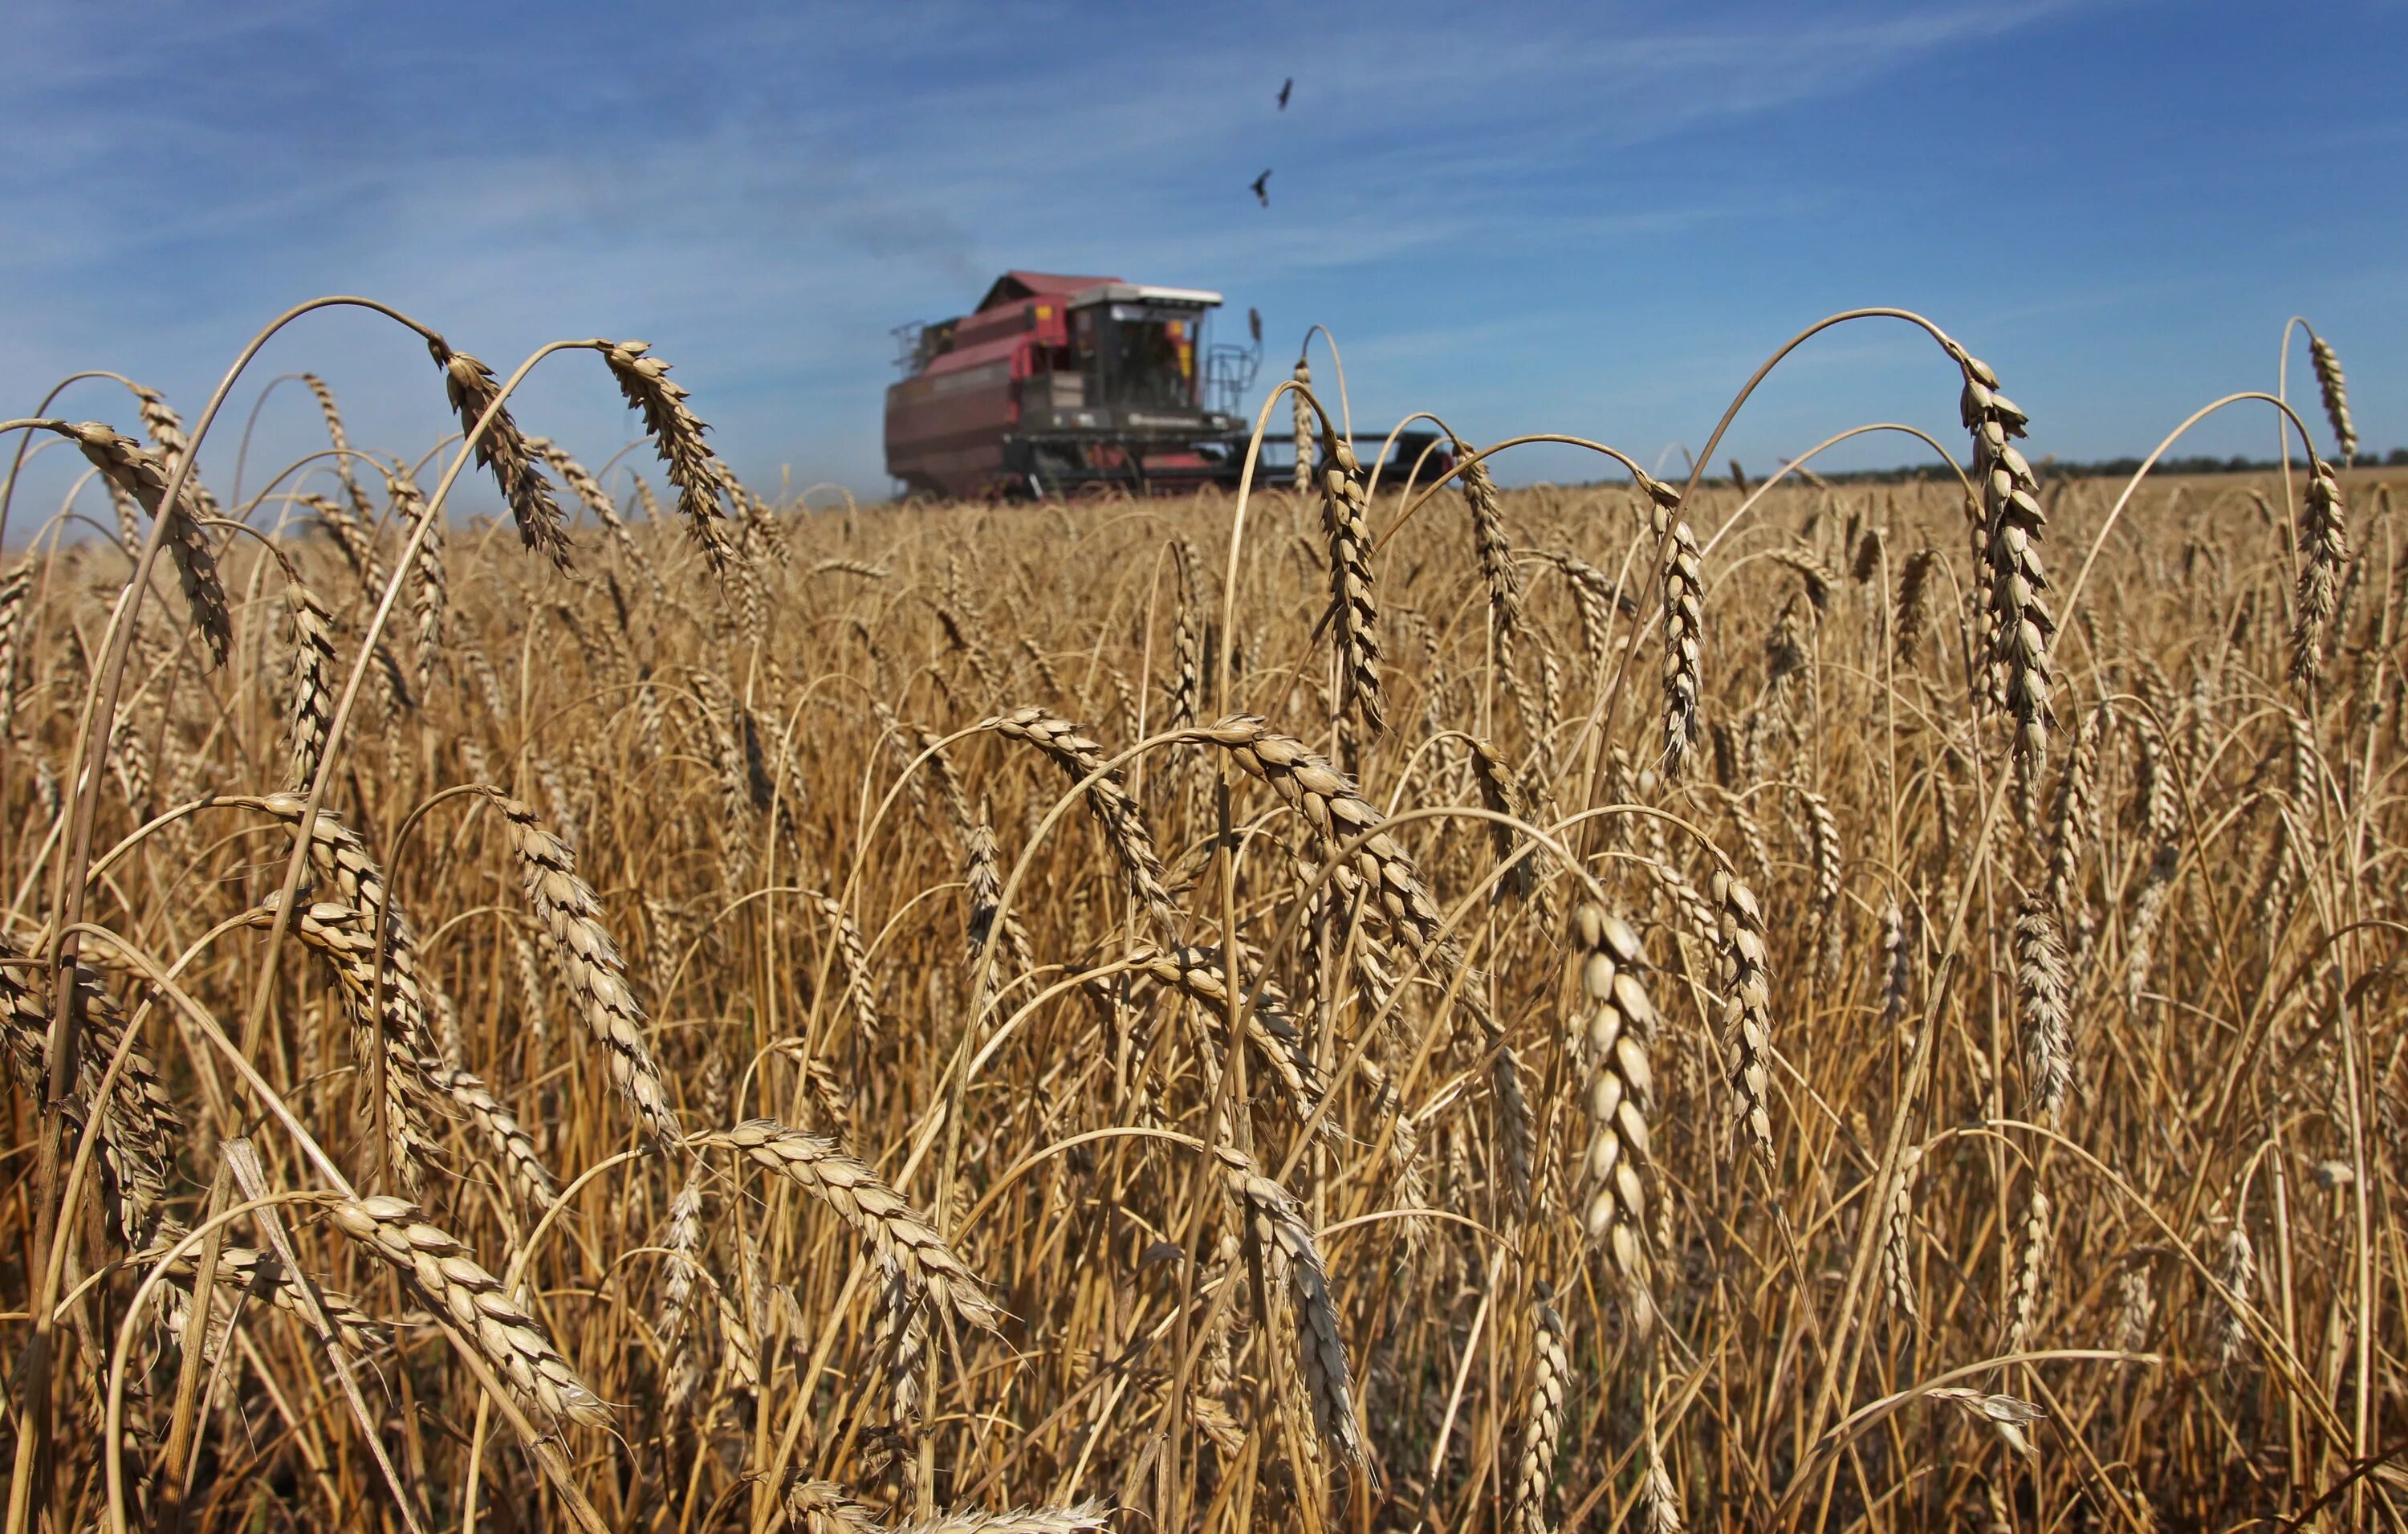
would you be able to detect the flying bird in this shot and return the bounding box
[1277,77,1293,109]
[1250,169,1271,206]
[1248,307,1263,344]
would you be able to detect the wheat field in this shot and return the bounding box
[0,307,2398,1533]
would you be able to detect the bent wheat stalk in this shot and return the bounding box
[1954,350,2055,801]
[2307,329,2356,462]
[327,1194,608,1429]
[494,794,685,1152]
[698,1118,1001,1333]
[601,340,741,575]
[983,706,1180,938]
[1214,1144,1364,1464]
[54,421,230,667]
[1196,714,1456,966]
[425,337,568,564]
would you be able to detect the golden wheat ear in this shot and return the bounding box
[328,1195,609,1428]
[427,336,571,565]
[2307,329,2357,462]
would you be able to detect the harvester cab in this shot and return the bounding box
[885,271,1434,500]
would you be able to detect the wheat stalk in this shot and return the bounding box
[1124,945,1328,1131]
[2112,1262,2154,1353]
[54,421,231,667]
[2121,844,2178,1012]
[1315,431,1386,734]
[710,1268,763,1398]
[1507,1284,1568,1534]
[1768,547,1835,613]
[1880,1142,1921,1325]
[783,1477,885,1534]
[426,337,571,566]
[962,812,1034,1014]
[301,372,376,522]
[1712,870,1775,1163]
[1955,352,2056,801]
[897,1503,1111,1534]
[600,340,741,576]
[2006,1182,2051,1353]
[104,478,141,550]
[1744,596,1808,779]
[531,437,621,539]
[1573,903,1660,1340]
[698,1118,1001,1333]
[169,1236,390,1354]
[983,706,1179,938]
[909,708,979,840]
[1660,511,1704,780]
[109,700,154,816]
[0,559,29,731]
[1373,1080,1430,1250]
[426,1064,558,1212]
[1290,358,1314,493]
[1643,1426,1684,1532]
[1456,441,1524,698]
[1214,1143,1364,1464]
[872,1255,933,1426]
[659,1170,705,1365]
[303,489,385,593]
[1540,548,1619,673]
[2045,703,2101,922]
[1198,714,1456,967]
[1926,1388,2046,1458]
[1167,538,1205,734]
[376,459,448,701]
[1892,543,1938,665]
[2307,329,2357,462]
[1493,1044,1534,1218]
[282,576,338,791]
[2214,1215,2255,1369]
[693,668,762,887]
[936,569,1007,699]
[1850,524,1882,584]
[738,483,790,567]
[811,892,881,1043]
[327,1194,608,1427]
[2289,458,2349,687]
[1467,734,1538,901]
[130,383,229,543]
[1,941,180,1247]
[592,480,672,603]
[1793,785,1843,982]
[1877,899,1914,1048]
[2014,895,2074,1122]
[493,793,685,1151]
[254,895,441,1192]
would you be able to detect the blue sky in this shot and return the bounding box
[2,0,2402,518]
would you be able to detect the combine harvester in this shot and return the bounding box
[885,271,1437,499]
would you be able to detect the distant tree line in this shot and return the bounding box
[2012,448,2406,481]
[1564,447,2406,492]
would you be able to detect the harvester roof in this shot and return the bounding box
[976,271,1121,311]
[1063,282,1224,310]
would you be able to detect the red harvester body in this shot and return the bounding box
[885,271,1438,500]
